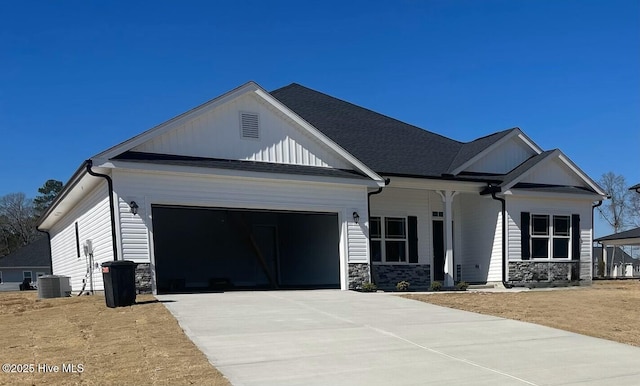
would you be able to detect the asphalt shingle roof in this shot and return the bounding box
[271,83,468,177]
[446,129,517,174]
[0,237,50,268]
[594,227,640,242]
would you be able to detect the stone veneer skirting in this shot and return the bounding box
[372,264,431,290]
[135,263,153,294]
[508,261,591,285]
[348,263,371,290]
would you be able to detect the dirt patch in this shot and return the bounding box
[0,292,230,385]
[403,280,640,347]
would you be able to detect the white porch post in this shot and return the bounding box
[438,190,458,287]
[601,245,607,277]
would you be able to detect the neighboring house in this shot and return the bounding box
[0,237,52,288]
[592,245,640,277]
[36,82,607,293]
[594,227,640,277]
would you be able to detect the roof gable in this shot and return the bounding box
[130,91,351,169]
[93,82,384,184]
[501,149,606,195]
[453,129,541,175]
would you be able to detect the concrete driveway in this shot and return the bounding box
[158,290,640,386]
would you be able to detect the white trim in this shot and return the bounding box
[528,213,573,260]
[254,88,384,184]
[450,128,543,176]
[369,215,410,264]
[92,81,384,186]
[103,160,381,188]
[94,82,261,160]
[501,149,607,196]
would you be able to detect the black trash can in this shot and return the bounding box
[102,260,137,308]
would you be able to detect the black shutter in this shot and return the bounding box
[408,216,418,263]
[521,212,530,260]
[571,214,581,260]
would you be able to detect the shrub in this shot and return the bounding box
[396,280,411,292]
[360,282,378,292]
[430,281,442,291]
[456,281,469,291]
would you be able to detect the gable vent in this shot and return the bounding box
[240,112,259,139]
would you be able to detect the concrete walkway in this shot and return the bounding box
[158,290,640,386]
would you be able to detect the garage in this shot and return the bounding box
[152,205,340,293]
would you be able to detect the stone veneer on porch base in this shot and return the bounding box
[135,263,153,294]
[372,264,431,291]
[508,261,592,286]
[348,263,371,290]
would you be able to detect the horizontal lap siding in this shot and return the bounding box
[456,194,502,282]
[369,188,432,264]
[50,181,113,291]
[507,197,593,270]
[118,197,149,263]
[112,170,369,263]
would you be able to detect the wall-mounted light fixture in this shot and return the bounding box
[129,201,139,215]
[352,211,360,224]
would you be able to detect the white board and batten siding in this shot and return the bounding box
[464,137,536,174]
[112,169,369,289]
[519,158,585,187]
[456,193,503,282]
[506,196,593,263]
[132,92,350,169]
[49,181,113,292]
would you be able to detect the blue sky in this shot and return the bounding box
[1,0,638,236]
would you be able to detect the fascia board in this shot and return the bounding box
[502,188,605,201]
[253,87,385,185]
[556,152,607,196]
[501,150,560,191]
[502,149,606,198]
[93,81,262,161]
[108,160,382,188]
[36,161,90,228]
[596,238,640,246]
[450,128,543,176]
[385,176,487,193]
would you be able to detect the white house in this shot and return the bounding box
[37,81,607,293]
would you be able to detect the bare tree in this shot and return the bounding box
[0,193,38,253]
[597,172,631,233]
[630,192,640,228]
[596,172,639,275]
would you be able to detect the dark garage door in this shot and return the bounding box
[152,205,340,293]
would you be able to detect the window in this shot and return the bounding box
[530,214,571,259]
[75,222,81,258]
[23,271,32,281]
[370,216,408,263]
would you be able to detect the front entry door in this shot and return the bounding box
[432,220,445,282]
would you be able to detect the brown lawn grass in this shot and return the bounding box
[403,280,640,347]
[0,292,230,386]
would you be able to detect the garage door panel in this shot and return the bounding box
[152,206,339,293]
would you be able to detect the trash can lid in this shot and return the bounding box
[101,260,136,267]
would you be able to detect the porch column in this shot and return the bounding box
[601,245,607,277]
[438,190,458,287]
